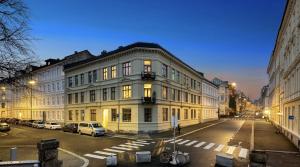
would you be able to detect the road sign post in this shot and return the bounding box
[171,115,178,152]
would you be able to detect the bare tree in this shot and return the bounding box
[0,0,35,79]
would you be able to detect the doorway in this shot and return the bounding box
[103,109,109,128]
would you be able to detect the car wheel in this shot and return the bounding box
[79,130,82,135]
[91,132,95,137]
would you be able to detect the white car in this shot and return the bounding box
[78,122,105,137]
[44,122,62,130]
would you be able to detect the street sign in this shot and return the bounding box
[288,115,294,120]
[171,115,178,128]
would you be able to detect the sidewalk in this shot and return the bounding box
[0,146,86,167]
[254,119,300,167]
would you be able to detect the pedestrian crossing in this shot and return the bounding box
[83,140,154,160]
[164,139,248,159]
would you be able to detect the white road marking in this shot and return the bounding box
[133,141,150,145]
[203,143,215,150]
[94,151,116,156]
[170,139,183,143]
[104,148,124,153]
[178,140,190,145]
[239,148,248,158]
[194,142,206,148]
[214,144,225,152]
[84,154,106,160]
[119,144,139,149]
[226,146,236,154]
[125,143,145,146]
[111,146,132,151]
[185,140,198,146]
[164,139,174,143]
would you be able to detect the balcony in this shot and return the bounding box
[141,72,156,80]
[141,97,156,104]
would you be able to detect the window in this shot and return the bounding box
[68,77,73,87]
[177,109,180,120]
[80,92,84,103]
[80,110,85,121]
[111,65,117,79]
[171,68,175,80]
[75,93,78,103]
[90,90,95,102]
[144,108,152,122]
[177,90,181,101]
[185,92,188,102]
[123,85,131,99]
[191,109,194,119]
[184,109,188,119]
[163,108,168,121]
[68,110,73,120]
[75,110,79,121]
[144,84,152,97]
[176,70,180,82]
[103,88,107,101]
[68,94,72,104]
[88,71,92,83]
[90,109,96,121]
[93,70,97,82]
[171,89,175,101]
[144,60,151,72]
[75,75,78,86]
[162,86,168,99]
[1,103,5,108]
[111,87,116,100]
[80,73,84,85]
[122,108,131,122]
[162,64,168,78]
[103,67,108,80]
[122,62,131,76]
[111,109,117,121]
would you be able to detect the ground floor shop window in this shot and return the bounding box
[75,110,79,121]
[177,109,180,120]
[68,110,73,120]
[163,108,168,121]
[90,109,96,121]
[111,109,117,121]
[122,108,131,122]
[184,109,188,119]
[144,108,152,122]
[80,110,85,121]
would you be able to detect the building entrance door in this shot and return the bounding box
[103,109,108,128]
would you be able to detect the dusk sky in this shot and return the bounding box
[25,0,286,99]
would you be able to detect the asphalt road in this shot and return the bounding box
[0,119,250,167]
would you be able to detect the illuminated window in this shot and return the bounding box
[111,65,117,78]
[103,67,108,80]
[90,109,96,121]
[122,108,131,122]
[122,85,131,99]
[144,60,151,72]
[144,84,152,97]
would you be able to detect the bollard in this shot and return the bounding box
[10,147,17,161]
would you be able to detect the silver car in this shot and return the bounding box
[0,123,10,132]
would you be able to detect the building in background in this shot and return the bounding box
[0,79,14,118]
[267,0,300,148]
[259,85,270,118]
[212,78,230,116]
[64,42,218,133]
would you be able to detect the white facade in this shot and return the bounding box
[212,78,229,116]
[267,0,300,148]
[64,43,218,133]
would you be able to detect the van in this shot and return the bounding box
[78,122,105,137]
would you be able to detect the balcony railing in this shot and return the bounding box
[141,97,156,104]
[141,72,156,80]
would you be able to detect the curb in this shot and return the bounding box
[58,148,89,167]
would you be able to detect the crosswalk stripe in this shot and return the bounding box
[170,139,183,143]
[226,146,236,154]
[136,140,147,142]
[133,141,150,145]
[84,154,106,159]
[203,143,215,150]
[239,148,248,158]
[178,140,190,145]
[164,139,174,143]
[119,144,139,149]
[125,143,145,146]
[185,140,198,146]
[111,146,132,151]
[94,151,116,156]
[194,142,206,148]
[104,148,124,153]
[214,144,225,152]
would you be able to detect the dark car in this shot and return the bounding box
[19,120,27,125]
[62,123,78,133]
[0,123,10,132]
[26,120,35,127]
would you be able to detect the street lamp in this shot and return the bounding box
[231,82,236,88]
[28,80,36,120]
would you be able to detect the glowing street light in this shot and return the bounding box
[28,80,36,85]
[231,82,236,87]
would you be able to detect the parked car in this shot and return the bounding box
[62,123,78,133]
[19,120,27,126]
[44,122,62,130]
[26,120,35,127]
[78,122,105,137]
[32,121,45,128]
[0,123,10,132]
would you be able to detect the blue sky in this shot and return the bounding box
[25,0,286,99]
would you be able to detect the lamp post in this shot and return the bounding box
[28,80,35,120]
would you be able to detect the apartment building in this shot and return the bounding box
[0,79,13,118]
[64,42,218,133]
[267,0,300,148]
[11,51,94,122]
[212,78,230,116]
